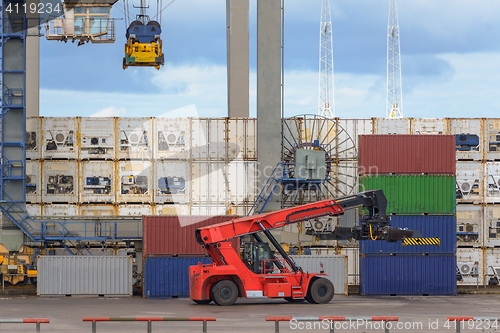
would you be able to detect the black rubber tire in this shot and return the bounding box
[192,299,212,305]
[211,280,238,306]
[284,297,306,303]
[307,278,334,304]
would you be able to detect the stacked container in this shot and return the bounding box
[358,134,457,295]
[141,215,237,298]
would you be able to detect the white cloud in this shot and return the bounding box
[90,106,126,117]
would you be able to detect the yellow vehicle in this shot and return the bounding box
[0,244,37,286]
[123,20,164,70]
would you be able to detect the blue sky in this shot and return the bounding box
[40,0,500,118]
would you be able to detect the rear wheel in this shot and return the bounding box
[306,278,334,304]
[211,280,238,306]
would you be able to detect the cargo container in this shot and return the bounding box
[358,135,456,175]
[41,117,78,159]
[456,204,483,247]
[42,160,79,203]
[116,161,153,203]
[154,204,190,216]
[190,204,229,216]
[26,203,42,217]
[142,256,211,298]
[410,118,449,135]
[80,117,116,160]
[289,255,348,295]
[117,117,153,160]
[360,254,456,295]
[483,119,500,161]
[153,118,190,160]
[337,118,373,157]
[484,205,500,247]
[43,204,78,217]
[360,216,456,254]
[191,161,228,203]
[117,204,153,216]
[190,118,226,160]
[79,204,117,217]
[79,160,115,203]
[153,160,190,204]
[374,118,410,134]
[226,160,258,204]
[37,256,133,296]
[485,248,500,286]
[484,162,500,203]
[330,161,358,197]
[337,247,359,285]
[227,118,256,160]
[26,116,41,160]
[143,215,238,256]
[359,175,456,215]
[450,118,484,161]
[456,161,483,204]
[456,248,483,286]
[26,160,41,203]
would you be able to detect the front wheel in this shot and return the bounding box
[306,278,334,304]
[211,280,238,306]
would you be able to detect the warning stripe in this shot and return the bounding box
[402,238,440,246]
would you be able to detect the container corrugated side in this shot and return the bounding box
[37,256,133,296]
[289,255,347,295]
[360,254,456,296]
[142,256,211,298]
[360,216,456,254]
[358,135,456,175]
[143,216,239,256]
[359,175,456,215]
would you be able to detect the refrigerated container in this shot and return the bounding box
[79,160,115,203]
[41,117,78,159]
[26,160,41,203]
[26,116,41,160]
[450,118,484,161]
[117,117,153,160]
[80,117,116,160]
[456,161,483,204]
[116,161,153,203]
[153,118,190,160]
[190,118,226,160]
[456,204,483,247]
[42,160,79,203]
[374,118,410,134]
[456,247,483,286]
[410,118,449,134]
[484,162,500,203]
[153,160,190,204]
[483,119,500,161]
[226,118,256,160]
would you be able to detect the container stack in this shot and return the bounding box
[141,215,237,298]
[358,134,457,295]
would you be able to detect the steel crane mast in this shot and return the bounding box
[318,0,334,118]
[386,0,403,118]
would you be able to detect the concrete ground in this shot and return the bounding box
[0,294,499,333]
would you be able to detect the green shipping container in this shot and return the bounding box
[359,175,456,215]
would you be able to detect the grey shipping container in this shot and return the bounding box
[37,256,133,296]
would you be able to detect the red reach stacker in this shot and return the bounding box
[189,190,413,306]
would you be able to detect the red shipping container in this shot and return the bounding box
[143,216,239,256]
[358,134,456,175]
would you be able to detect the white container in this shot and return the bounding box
[456,248,483,286]
[191,161,228,203]
[456,204,483,247]
[42,160,78,203]
[227,204,250,216]
[26,116,41,160]
[226,118,257,160]
[337,247,359,286]
[79,160,115,203]
[26,204,42,217]
[483,119,500,161]
[330,161,358,197]
[43,204,78,217]
[117,204,153,216]
[484,248,500,285]
[484,162,500,203]
[289,255,348,295]
[153,160,190,204]
[116,161,153,203]
[117,117,153,160]
[80,117,115,160]
[153,117,190,160]
[79,204,117,217]
[483,205,500,247]
[374,118,410,134]
[37,256,133,296]
[190,204,228,216]
[450,118,483,161]
[226,160,258,204]
[41,117,78,159]
[190,118,226,160]
[456,161,483,204]
[154,204,190,216]
[410,118,449,134]
[26,160,41,203]
[337,118,374,157]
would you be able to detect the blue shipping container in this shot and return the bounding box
[360,254,457,296]
[143,256,211,298]
[360,216,456,254]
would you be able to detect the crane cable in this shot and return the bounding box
[369,224,378,241]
